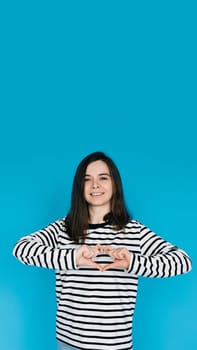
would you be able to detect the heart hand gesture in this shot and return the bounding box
[76,245,131,271]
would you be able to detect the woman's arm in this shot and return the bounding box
[128,224,192,277]
[13,219,77,270]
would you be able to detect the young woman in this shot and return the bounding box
[13,151,192,350]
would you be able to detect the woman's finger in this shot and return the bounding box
[103,246,115,258]
[96,244,103,254]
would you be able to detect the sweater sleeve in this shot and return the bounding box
[13,219,77,270]
[128,223,192,277]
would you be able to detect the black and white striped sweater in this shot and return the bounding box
[13,219,192,350]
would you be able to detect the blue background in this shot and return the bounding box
[0,1,196,349]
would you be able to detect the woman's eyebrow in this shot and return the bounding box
[99,173,111,176]
[85,173,111,177]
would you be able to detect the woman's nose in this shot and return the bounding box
[92,179,99,188]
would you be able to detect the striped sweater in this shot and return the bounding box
[13,218,192,350]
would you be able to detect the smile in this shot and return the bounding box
[90,192,104,196]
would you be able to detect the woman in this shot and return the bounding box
[13,151,192,350]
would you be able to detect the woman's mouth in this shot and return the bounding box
[90,192,104,196]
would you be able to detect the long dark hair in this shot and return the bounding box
[65,151,130,242]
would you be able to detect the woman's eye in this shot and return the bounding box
[100,177,108,180]
[84,178,91,182]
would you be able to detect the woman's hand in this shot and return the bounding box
[102,246,131,271]
[76,244,103,270]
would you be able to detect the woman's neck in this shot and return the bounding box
[88,207,110,224]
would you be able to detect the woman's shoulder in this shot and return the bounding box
[124,219,145,232]
[44,216,67,233]
[126,218,143,227]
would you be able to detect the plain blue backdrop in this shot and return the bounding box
[0,1,196,349]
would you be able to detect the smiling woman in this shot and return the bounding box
[13,151,192,350]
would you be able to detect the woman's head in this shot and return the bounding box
[66,151,130,242]
[73,151,125,208]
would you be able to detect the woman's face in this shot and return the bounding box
[84,160,114,211]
